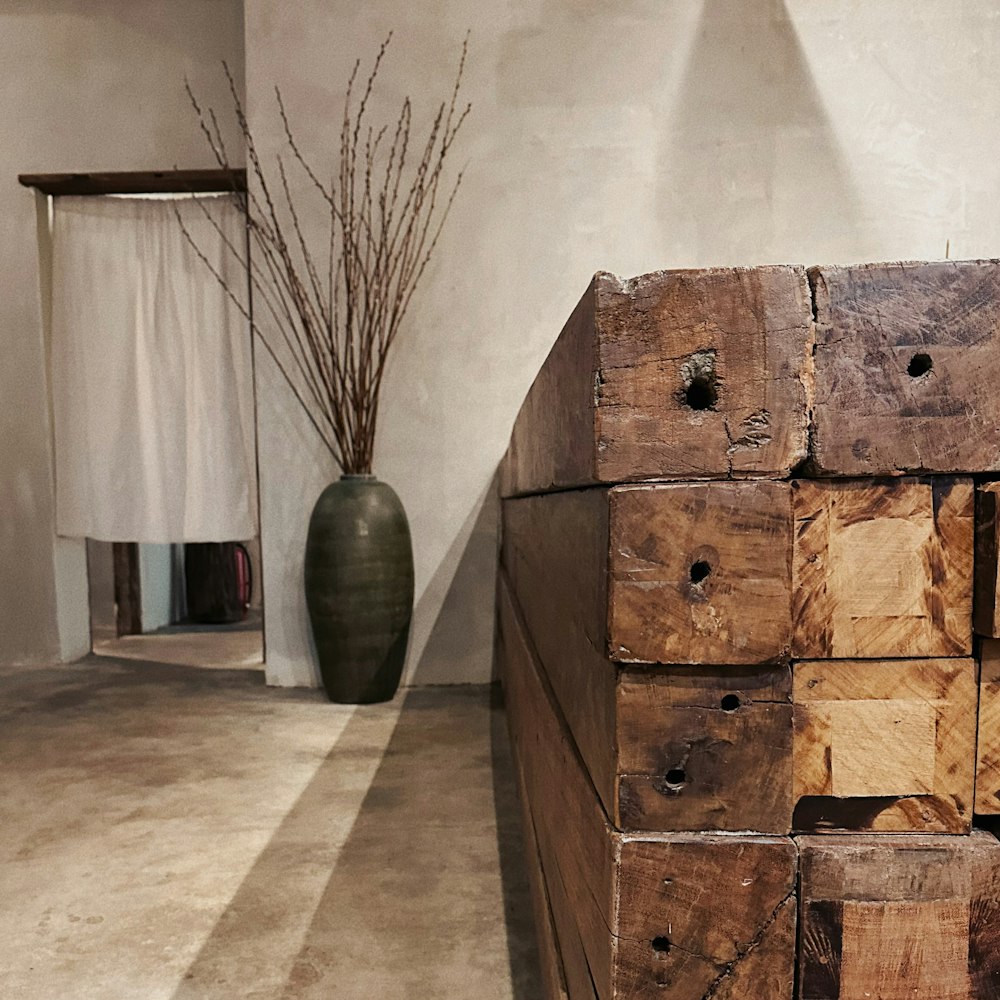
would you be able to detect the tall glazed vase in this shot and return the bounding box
[304,474,415,703]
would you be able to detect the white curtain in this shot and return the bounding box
[50,194,258,543]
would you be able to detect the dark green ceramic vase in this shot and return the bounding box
[304,474,414,704]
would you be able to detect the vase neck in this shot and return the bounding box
[341,473,376,481]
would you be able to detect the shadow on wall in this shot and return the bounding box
[405,472,500,687]
[169,685,541,1000]
[659,0,865,262]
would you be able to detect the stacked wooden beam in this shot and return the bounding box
[497,261,1000,999]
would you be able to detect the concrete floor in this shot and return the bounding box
[93,625,265,670]
[0,658,540,999]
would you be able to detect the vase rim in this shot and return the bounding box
[341,473,377,480]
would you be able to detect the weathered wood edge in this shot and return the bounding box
[501,488,618,817]
[500,265,813,498]
[508,698,578,1000]
[499,568,797,999]
[503,259,1000,496]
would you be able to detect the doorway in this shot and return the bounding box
[21,168,265,673]
[88,538,264,670]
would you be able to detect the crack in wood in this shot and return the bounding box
[700,891,796,1000]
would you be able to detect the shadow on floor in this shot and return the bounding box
[0,654,274,717]
[169,683,541,1000]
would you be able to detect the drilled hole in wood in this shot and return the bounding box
[689,560,711,584]
[685,376,717,410]
[665,768,686,788]
[721,694,741,712]
[907,353,933,378]
[651,936,672,957]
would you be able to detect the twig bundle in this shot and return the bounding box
[178,34,471,473]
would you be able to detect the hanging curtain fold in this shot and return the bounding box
[49,194,257,543]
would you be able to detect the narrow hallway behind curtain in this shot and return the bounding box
[49,194,257,543]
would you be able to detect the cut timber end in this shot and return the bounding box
[975,483,1000,637]
[792,658,977,834]
[502,486,796,833]
[797,831,1000,1000]
[976,640,1000,815]
[616,664,793,834]
[609,481,793,664]
[500,265,813,496]
[791,477,973,659]
[810,259,1000,475]
[615,836,797,1000]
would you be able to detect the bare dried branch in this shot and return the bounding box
[183,35,470,474]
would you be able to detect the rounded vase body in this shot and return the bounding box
[304,475,414,703]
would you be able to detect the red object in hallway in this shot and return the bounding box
[184,542,251,624]
[234,543,252,611]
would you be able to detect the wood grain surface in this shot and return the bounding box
[501,489,619,816]
[500,266,813,496]
[797,832,1000,1000]
[508,686,577,1000]
[975,483,1000,637]
[615,837,797,1000]
[497,573,797,1000]
[503,487,795,832]
[610,481,793,664]
[976,640,1000,815]
[616,664,793,833]
[497,573,615,997]
[810,260,1000,475]
[791,477,973,659]
[793,658,977,833]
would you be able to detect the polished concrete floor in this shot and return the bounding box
[0,658,540,999]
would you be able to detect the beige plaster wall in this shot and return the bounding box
[245,0,1000,688]
[0,1,245,665]
[6,1,992,682]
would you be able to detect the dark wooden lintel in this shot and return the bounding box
[17,169,247,196]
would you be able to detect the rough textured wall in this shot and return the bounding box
[244,0,1000,687]
[0,1,244,665]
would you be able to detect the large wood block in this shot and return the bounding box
[975,483,1000,637]
[500,266,813,496]
[976,640,1000,815]
[797,832,1000,999]
[792,477,974,659]
[793,658,977,833]
[610,481,793,664]
[502,482,795,671]
[502,487,794,833]
[617,664,793,833]
[498,575,797,1000]
[810,260,1000,475]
